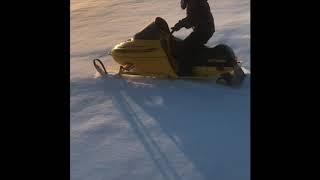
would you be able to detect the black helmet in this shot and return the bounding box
[180,0,187,9]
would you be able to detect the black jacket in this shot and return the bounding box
[178,0,215,32]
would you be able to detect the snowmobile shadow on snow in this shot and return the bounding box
[84,75,250,180]
[71,76,250,180]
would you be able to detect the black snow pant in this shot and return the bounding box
[178,27,214,75]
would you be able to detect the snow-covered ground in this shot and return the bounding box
[71,0,250,180]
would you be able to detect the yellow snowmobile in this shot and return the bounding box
[93,17,246,86]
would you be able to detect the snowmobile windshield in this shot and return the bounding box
[133,21,161,40]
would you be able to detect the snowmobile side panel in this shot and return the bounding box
[111,39,178,78]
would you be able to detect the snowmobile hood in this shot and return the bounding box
[110,38,166,58]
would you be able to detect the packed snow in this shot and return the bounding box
[71,0,250,180]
